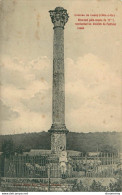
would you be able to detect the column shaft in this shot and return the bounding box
[48,7,69,154]
[53,27,65,126]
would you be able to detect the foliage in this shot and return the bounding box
[89,180,106,191]
[1,139,24,157]
[109,177,122,192]
[72,179,88,192]
[1,139,15,158]
[72,179,107,192]
[0,132,121,153]
[100,145,118,154]
[15,145,24,154]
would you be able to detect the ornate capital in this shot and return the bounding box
[49,7,69,28]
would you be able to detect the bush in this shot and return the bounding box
[89,180,106,192]
[109,177,122,192]
[2,139,15,158]
[72,180,88,192]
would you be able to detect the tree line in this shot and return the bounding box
[0,131,121,157]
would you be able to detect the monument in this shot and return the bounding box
[26,7,81,158]
[48,7,69,155]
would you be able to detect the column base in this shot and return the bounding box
[48,124,69,154]
[48,124,69,134]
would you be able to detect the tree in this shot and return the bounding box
[100,145,118,154]
[15,145,24,154]
[1,139,15,158]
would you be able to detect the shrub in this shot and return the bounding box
[89,180,106,192]
[109,177,122,192]
[72,180,88,192]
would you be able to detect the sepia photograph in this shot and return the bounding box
[0,0,122,193]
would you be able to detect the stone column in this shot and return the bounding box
[48,7,69,155]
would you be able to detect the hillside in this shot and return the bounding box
[0,131,121,153]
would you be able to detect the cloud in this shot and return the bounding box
[65,54,122,132]
[0,56,51,89]
[0,54,121,134]
[0,56,51,99]
[0,109,51,135]
[0,100,19,121]
[21,90,51,114]
[65,54,121,108]
[0,56,52,134]
[1,65,30,89]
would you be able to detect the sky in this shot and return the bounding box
[0,0,122,135]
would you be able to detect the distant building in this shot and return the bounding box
[88,152,100,156]
[23,149,81,157]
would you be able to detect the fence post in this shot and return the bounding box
[0,155,4,177]
[112,153,113,175]
[48,165,50,192]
